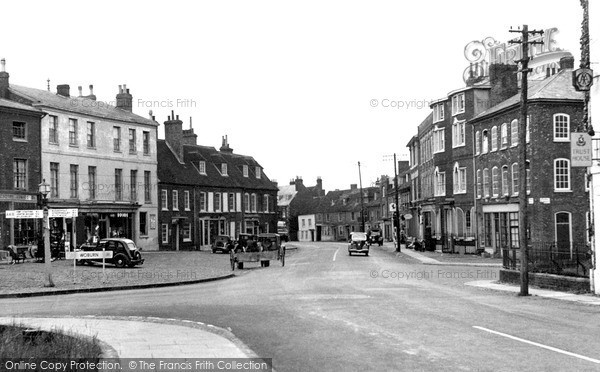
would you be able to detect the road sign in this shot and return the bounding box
[573,68,594,91]
[66,251,113,259]
[49,208,79,218]
[403,214,413,220]
[5,210,43,219]
[389,203,397,212]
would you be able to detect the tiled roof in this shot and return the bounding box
[0,98,43,113]
[9,85,157,126]
[277,185,297,207]
[471,69,584,122]
[157,140,278,191]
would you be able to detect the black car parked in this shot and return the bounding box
[77,238,144,268]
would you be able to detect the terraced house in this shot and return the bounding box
[0,60,159,250]
[157,114,278,250]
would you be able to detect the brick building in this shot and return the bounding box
[277,177,324,241]
[0,59,45,248]
[158,117,278,250]
[471,56,588,255]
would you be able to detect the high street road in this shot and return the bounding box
[1,242,599,371]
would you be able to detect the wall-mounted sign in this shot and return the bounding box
[571,133,593,167]
[6,210,43,219]
[573,68,594,91]
[49,208,79,218]
[540,198,551,204]
[389,203,397,212]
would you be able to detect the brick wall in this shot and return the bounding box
[500,269,590,293]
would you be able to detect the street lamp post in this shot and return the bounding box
[38,179,54,287]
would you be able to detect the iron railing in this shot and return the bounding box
[502,242,592,278]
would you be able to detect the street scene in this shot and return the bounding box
[1,0,600,371]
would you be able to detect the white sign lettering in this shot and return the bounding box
[5,210,43,219]
[49,209,79,218]
[66,251,113,259]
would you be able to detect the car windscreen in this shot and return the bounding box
[127,242,137,251]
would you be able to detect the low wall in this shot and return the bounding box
[500,269,590,293]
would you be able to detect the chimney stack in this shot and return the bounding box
[116,83,133,111]
[182,117,198,146]
[0,58,9,99]
[350,184,357,190]
[164,110,184,161]
[57,84,70,97]
[219,135,234,153]
[85,84,97,101]
[489,63,518,107]
[559,56,575,70]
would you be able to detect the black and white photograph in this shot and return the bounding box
[0,1,599,371]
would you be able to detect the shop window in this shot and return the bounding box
[140,212,148,236]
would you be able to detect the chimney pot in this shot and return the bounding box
[0,58,5,72]
[118,85,122,94]
[78,86,83,96]
[176,115,179,120]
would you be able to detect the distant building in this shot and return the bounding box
[277,177,324,241]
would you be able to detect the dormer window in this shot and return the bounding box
[243,165,249,177]
[255,166,261,179]
[198,161,206,175]
[221,163,228,176]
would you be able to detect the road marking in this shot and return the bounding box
[473,326,600,364]
[333,248,340,261]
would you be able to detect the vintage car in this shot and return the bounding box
[77,238,144,268]
[348,232,370,256]
[211,235,234,254]
[368,228,384,246]
[230,233,285,269]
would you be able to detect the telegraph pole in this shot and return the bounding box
[509,25,544,296]
[393,154,401,252]
[358,161,366,232]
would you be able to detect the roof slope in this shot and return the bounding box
[9,85,157,126]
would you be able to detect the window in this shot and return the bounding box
[87,122,95,147]
[50,162,59,198]
[221,163,228,176]
[433,127,445,153]
[555,212,572,251]
[140,212,148,236]
[475,131,481,155]
[243,165,248,177]
[554,158,571,191]
[482,130,489,154]
[452,93,465,115]
[13,122,26,140]
[69,118,78,146]
[144,171,151,203]
[453,163,466,194]
[143,131,150,155]
[229,193,235,211]
[161,224,169,243]
[433,103,445,123]
[553,114,570,142]
[452,119,465,147]
[466,210,472,236]
[500,123,508,148]
[183,223,191,242]
[13,159,27,190]
[491,126,498,151]
[115,169,122,201]
[198,161,206,175]
[88,166,96,199]
[70,165,78,199]
[184,190,190,210]
[483,168,490,198]
[130,170,137,201]
[512,163,519,196]
[511,119,518,147]
[502,166,509,196]
[129,129,136,153]
[476,170,482,199]
[492,167,499,197]
[199,192,207,211]
[255,166,261,179]
[113,127,121,152]
[244,193,250,212]
[251,193,257,212]
[49,116,58,144]
[263,194,269,213]
[161,190,168,210]
[173,190,179,210]
[434,167,445,196]
[213,192,220,212]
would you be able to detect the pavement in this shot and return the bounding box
[0,315,257,359]
[380,244,600,306]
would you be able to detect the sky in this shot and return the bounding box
[1,0,591,192]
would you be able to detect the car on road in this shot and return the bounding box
[211,235,234,254]
[77,238,144,268]
[348,232,370,256]
[368,228,383,246]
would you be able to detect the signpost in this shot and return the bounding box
[66,250,113,283]
[571,133,593,167]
